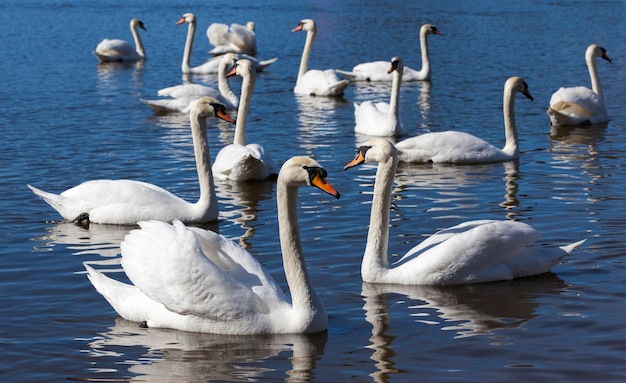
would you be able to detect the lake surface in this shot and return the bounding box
[2,0,626,381]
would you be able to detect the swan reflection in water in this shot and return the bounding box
[96,60,145,95]
[361,274,565,382]
[83,317,327,382]
[295,94,346,153]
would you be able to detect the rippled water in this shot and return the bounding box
[2,0,626,381]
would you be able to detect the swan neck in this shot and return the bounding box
[419,29,431,80]
[502,83,518,157]
[131,22,145,58]
[233,69,255,146]
[388,68,402,122]
[587,53,603,99]
[181,20,196,73]
[189,109,217,209]
[277,181,323,315]
[218,61,237,107]
[363,153,398,277]
[297,28,315,83]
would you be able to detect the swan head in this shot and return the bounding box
[587,44,612,63]
[280,157,340,199]
[226,58,253,78]
[246,21,256,32]
[388,56,404,74]
[505,76,534,101]
[421,24,443,36]
[191,97,236,123]
[344,138,397,170]
[221,53,239,75]
[177,13,195,26]
[292,19,316,33]
[130,18,147,31]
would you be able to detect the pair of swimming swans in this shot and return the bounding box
[93,18,147,63]
[338,24,443,82]
[547,44,611,126]
[28,97,235,225]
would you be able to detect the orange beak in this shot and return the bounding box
[343,150,366,171]
[176,17,186,25]
[215,108,235,124]
[292,24,304,32]
[311,172,340,199]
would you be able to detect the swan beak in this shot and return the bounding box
[292,24,304,32]
[602,52,612,63]
[216,109,236,124]
[311,172,341,199]
[344,149,366,170]
[523,89,534,101]
[226,66,237,77]
[176,17,186,25]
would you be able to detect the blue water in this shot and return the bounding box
[2,0,626,381]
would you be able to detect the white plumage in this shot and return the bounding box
[93,18,146,63]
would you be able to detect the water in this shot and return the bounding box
[2,0,626,381]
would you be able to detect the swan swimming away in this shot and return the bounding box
[207,21,257,56]
[354,56,407,137]
[84,156,341,334]
[141,54,239,114]
[394,76,533,163]
[337,24,443,82]
[547,44,612,126]
[344,137,586,285]
[178,13,276,75]
[212,59,278,181]
[292,19,349,97]
[27,97,235,225]
[94,18,147,63]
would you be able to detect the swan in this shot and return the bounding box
[291,19,349,97]
[27,97,235,225]
[547,44,612,126]
[141,54,239,113]
[207,21,257,56]
[354,57,407,137]
[337,24,443,82]
[212,59,278,181]
[177,13,277,75]
[394,76,533,163]
[344,137,586,285]
[84,156,341,334]
[93,18,147,63]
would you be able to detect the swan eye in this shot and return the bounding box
[303,166,327,182]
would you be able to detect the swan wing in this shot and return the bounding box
[395,131,504,163]
[337,61,390,82]
[295,69,349,96]
[213,144,277,181]
[121,220,287,321]
[548,86,608,125]
[95,39,137,61]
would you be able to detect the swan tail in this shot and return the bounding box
[140,99,184,114]
[255,57,278,71]
[328,79,350,97]
[335,70,360,81]
[559,239,586,254]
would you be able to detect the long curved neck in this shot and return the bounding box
[419,30,431,80]
[362,153,398,279]
[131,23,145,58]
[501,84,518,157]
[388,67,402,126]
[181,20,196,74]
[297,28,315,84]
[277,181,324,316]
[233,68,255,146]
[189,110,217,215]
[586,53,603,100]
[218,61,237,108]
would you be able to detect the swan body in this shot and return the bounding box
[178,13,276,75]
[395,76,533,163]
[28,97,235,225]
[292,19,349,97]
[207,21,257,56]
[354,57,407,137]
[84,156,341,334]
[212,60,278,181]
[344,138,586,285]
[141,54,239,113]
[337,24,442,82]
[94,18,146,63]
[547,44,611,126]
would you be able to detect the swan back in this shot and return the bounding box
[94,18,146,62]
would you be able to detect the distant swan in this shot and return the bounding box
[178,13,276,74]
[207,21,257,56]
[213,59,278,181]
[141,54,239,113]
[84,156,341,334]
[354,57,407,137]
[292,19,349,97]
[395,76,533,163]
[337,24,443,82]
[94,18,147,63]
[547,44,612,126]
[344,137,586,285]
[28,97,235,225]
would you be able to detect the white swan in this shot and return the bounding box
[27,97,235,225]
[207,21,257,56]
[141,54,239,113]
[212,59,278,181]
[337,24,443,82]
[344,137,586,285]
[291,19,349,97]
[394,76,533,163]
[178,13,277,75]
[547,44,612,126]
[84,156,341,334]
[354,57,407,137]
[94,18,147,63]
